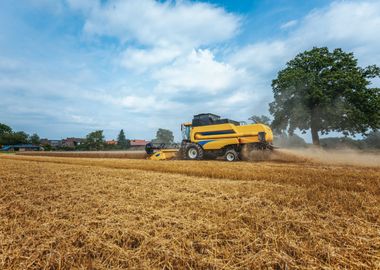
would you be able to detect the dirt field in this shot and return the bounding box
[0,154,379,269]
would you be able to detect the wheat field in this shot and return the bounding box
[0,154,379,269]
[16,151,148,159]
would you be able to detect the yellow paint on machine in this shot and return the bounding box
[191,123,273,150]
[148,149,179,160]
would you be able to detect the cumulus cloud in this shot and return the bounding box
[231,1,380,72]
[153,49,248,94]
[120,46,182,72]
[293,1,380,65]
[229,41,288,74]
[83,91,181,113]
[68,0,240,47]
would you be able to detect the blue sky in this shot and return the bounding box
[0,0,379,141]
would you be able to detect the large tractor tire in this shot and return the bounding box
[182,143,204,160]
[224,149,239,162]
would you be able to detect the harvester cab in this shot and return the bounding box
[146,113,274,161]
[181,122,192,141]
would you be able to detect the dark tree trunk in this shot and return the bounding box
[311,109,320,146]
[311,126,320,146]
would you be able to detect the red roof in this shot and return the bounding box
[130,139,149,146]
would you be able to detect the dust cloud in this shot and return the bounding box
[269,148,380,167]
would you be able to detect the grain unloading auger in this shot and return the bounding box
[146,113,274,162]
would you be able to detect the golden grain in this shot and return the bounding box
[0,155,379,269]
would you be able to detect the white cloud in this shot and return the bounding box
[229,41,288,74]
[68,0,240,47]
[293,1,380,65]
[280,19,298,29]
[83,91,181,113]
[120,46,182,72]
[118,95,181,113]
[70,114,97,125]
[297,2,380,45]
[231,1,380,73]
[153,49,247,94]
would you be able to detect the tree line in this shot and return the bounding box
[75,129,131,151]
[0,123,40,146]
[0,124,175,151]
[75,128,175,150]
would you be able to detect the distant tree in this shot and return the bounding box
[29,133,40,145]
[249,115,271,126]
[0,123,12,136]
[83,130,105,150]
[117,129,130,149]
[0,131,29,145]
[270,47,380,146]
[152,128,174,144]
[0,123,13,146]
[43,144,52,151]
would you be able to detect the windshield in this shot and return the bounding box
[181,124,191,140]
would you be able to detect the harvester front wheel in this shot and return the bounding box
[224,149,239,162]
[183,143,204,160]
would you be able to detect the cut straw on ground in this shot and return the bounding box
[0,155,379,269]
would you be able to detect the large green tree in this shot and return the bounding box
[270,47,380,145]
[117,129,130,149]
[152,128,174,144]
[83,130,105,150]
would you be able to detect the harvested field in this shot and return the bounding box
[16,151,147,159]
[0,155,379,269]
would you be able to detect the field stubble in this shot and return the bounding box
[0,154,379,269]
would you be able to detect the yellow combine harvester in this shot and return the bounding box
[146,113,274,162]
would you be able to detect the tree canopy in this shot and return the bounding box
[0,123,12,136]
[152,128,174,144]
[0,123,30,145]
[83,130,105,150]
[270,47,380,145]
[0,131,29,145]
[29,133,40,145]
[117,129,130,149]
